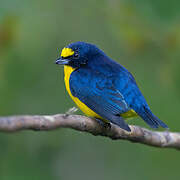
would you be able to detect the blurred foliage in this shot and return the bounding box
[0,0,180,179]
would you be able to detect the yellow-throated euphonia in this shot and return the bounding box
[56,42,168,131]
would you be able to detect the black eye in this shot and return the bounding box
[74,52,79,58]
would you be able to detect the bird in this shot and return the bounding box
[55,41,168,132]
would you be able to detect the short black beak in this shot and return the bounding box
[55,58,70,65]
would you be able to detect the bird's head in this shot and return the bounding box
[56,41,104,68]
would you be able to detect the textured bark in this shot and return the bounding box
[0,114,179,150]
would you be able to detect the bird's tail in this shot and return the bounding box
[137,106,168,129]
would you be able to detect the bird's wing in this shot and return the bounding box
[69,71,131,131]
[114,70,168,129]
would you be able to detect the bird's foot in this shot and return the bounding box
[64,107,78,118]
[94,118,111,129]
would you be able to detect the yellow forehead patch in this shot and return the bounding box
[61,48,74,58]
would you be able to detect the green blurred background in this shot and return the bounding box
[1,0,180,179]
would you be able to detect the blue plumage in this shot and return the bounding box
[56,41,168,131]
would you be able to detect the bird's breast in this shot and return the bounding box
[64,65,102,119]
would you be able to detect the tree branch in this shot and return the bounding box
[0,113,179,150]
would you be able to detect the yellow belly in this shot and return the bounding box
[64,65,137,120]
[64,65,102,119]
[121,109,137,118]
